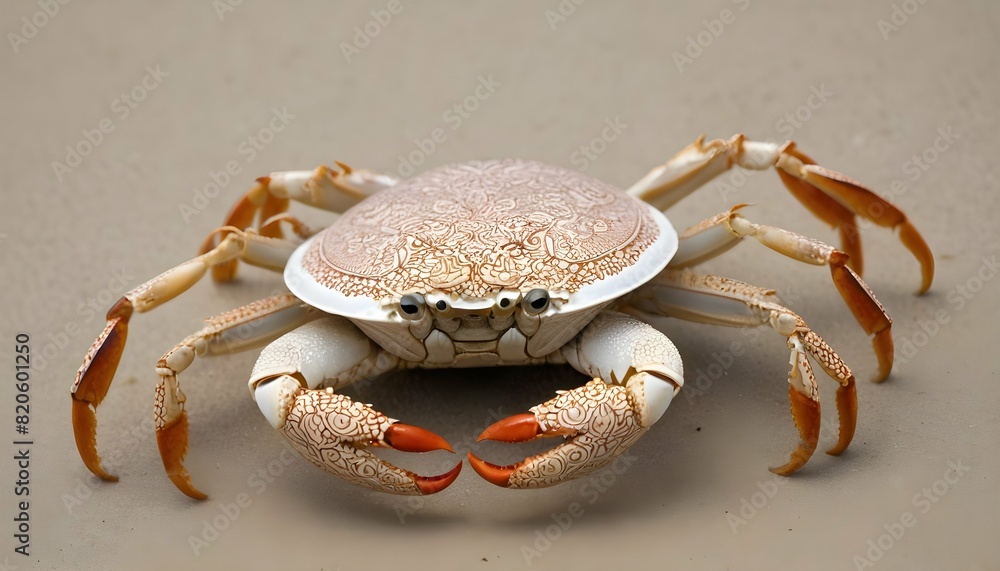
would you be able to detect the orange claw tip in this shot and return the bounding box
[415,461,463,495]
[71,399,118,482]
[168,474,208,501]
[384,423,454,453]
[477,413,540,443]
[156,414,207,500]
[466,453,514,488]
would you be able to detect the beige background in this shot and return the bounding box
[2,2,998,570]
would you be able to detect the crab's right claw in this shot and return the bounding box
[469,378,652,489]
[268,382,461,495]
[71,298,134,482]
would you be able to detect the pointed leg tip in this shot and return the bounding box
[477,413,540,443]
[467,453,514,488]
[169,474,207,500]
[915,276,933,296]
[871,330,894,383]
[72,399,118,482]
[768,465,793,477]
[384,423,454,453]
[86,460,118,482]
[156,414,207,499]
[825,444,848,457]
[415,461,462,495]
[826,378,857,457]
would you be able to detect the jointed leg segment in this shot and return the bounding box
[154,293,320,498]
[671,205,893,381]
[200,163,398,281]
[626,270,858,474]
[72,228,300,486]
[629,134,934,293]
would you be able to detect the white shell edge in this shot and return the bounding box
[284,203,678,322]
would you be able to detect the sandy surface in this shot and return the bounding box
[2,2,998,570]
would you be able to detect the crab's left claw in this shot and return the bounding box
[469,378,660,488]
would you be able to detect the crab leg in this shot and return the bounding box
[72,229,299,483]
[251,317,461,495]
[469,311,683,488]
[201,163,398,281]
[628,134,934,293]
[670,205,893,381]
[625,270,858,474]
[154,294,321,499]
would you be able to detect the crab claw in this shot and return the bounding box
[384,423,454,453]
[470,379,650,489]
[266,382,460,495]
[477,413,543,443]
[71,297,134,482]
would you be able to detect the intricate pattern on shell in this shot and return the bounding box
[301,159,660,299]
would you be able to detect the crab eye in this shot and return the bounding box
[399,294,425,320]
[496,291,520,313]
[434,299,449,312]
[522,289,550,315]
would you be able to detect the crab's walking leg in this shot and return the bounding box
[468,311,683,488]
[628,134,933,293]
[202,163,398,281]
[670,205,893,381]
[250,317,461,495]
[625,270,858,474]
[72,230,299,483]
[154,294,321,499]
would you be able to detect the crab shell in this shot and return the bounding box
[285,159,678,361]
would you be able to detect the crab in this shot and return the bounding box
[71,134,933,498]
